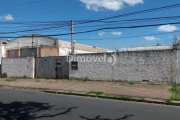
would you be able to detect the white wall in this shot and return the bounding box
[2,57,35,78]
[0,46,5,64]
[69,50,174,83]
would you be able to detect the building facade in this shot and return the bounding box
[0,34,110,63]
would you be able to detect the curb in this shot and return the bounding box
[1,86,180,106]
[45,90,180,106]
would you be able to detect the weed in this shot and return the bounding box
[120,96,132,101]
[165,99,171,103]
[35,80,41,82]
[1,73,7,78]
[42,88,48,92]
[5,77,17,82]
[147,83,157,85]
[129,81,134,85]
[87,91,104,96]
[22,75,27,79]
[169,84,180,101]
[83,76,89,81]
[70,77,75,81]
[58,79,69,82]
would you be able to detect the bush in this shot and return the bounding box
[1,73,7,78]
[83,76,89,81]
[129,81,134,85]
[169,84,180,101]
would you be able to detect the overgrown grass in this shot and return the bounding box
[169,84,180,101]
[5,77,17,82]
[86,91,104,96]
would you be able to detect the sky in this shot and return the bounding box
[0,0,180,50]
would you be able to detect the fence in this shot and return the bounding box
[1,45,180,84]
[1,57,35,78]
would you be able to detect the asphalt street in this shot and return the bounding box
[0,88,179,120]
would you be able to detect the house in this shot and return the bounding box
[1,34,110,60]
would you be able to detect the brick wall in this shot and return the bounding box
[40,45,59,57]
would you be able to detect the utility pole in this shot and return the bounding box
[70,20,74,55]
[32,34,34,56]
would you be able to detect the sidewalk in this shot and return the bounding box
[0,78,171,100]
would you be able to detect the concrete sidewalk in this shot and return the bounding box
[0,78,172,100]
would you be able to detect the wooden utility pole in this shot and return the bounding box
[70,20,74,55]
[32,34,34,56]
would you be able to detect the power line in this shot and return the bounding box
[74,3,180,25]
[0,0,45,9]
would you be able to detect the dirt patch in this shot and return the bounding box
[0,78,172,100]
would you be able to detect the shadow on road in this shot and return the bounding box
[0,101,77,120]
[79,115,134,120]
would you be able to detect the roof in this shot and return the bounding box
[14,34,59,41]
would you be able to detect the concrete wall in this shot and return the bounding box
[1,57,35,78]
[69,49,176,83]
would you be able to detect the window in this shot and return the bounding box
[71,62,78,70]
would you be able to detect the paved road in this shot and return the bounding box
[0,88,179,120]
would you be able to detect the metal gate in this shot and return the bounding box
[56,59,62,79]
[35,56,69,79]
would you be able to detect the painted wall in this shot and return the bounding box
[58,40,110,55]
[69,49,175,83]
[0,46,5,64]
[1,57,35,78]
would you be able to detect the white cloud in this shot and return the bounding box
[0,14,14,21]
[123,0,144,6]
[79,0,143,11]
[144,36,160,41]
[98,32,105,36]
[111,31,122,35]
[157,25,179,32]
[4,14,14,20]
